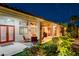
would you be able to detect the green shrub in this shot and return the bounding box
[13,48,33,56]
[52,37,60,46]
[57,36,75,56]
[42,44,58,56]
[30,45,40,56]
[52,33,75,56]
[13,45,41,56]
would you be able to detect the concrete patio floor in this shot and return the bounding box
[0,42,33,56]
[72,39,79,53]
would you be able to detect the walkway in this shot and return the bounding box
[72,39,79,53]
[0,42,33,56]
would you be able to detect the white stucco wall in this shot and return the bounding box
[0,15,27,42]
[27,20,40,41]
[0,14,41,43]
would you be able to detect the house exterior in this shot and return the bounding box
[0,5,66,44]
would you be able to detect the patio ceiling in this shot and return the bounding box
[2,3,79,26]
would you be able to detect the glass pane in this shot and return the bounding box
[8,27,14,41]
[1,26,7,42]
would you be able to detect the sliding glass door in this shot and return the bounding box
[0,25,15,43]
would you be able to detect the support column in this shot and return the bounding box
[40,22,42,44]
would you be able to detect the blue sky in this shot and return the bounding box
[7,3,79,23]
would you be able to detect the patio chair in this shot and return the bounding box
[23,36,30,42]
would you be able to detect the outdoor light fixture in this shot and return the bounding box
[7,19,11,22]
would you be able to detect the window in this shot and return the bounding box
[19,27,27,35]
[19,20,27,35]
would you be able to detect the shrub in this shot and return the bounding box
[52,33,75,56]
[13,48,33,56]
[30,45,40,56]
[57,36,75,56]
[52,37,60,45]
[13,45,41,56]
[42,44,58,56]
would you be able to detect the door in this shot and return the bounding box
[0,25,15,43]
[0,26,7,43]
[8,26,15,42]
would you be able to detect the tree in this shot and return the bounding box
[71,16,79,23]
[67,16,79,38]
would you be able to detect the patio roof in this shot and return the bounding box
[1,3,79,26]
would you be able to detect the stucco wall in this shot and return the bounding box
[27,20,40,41]
[0,13,40,43]
[0,15,26,42]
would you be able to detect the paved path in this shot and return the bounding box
[72,39,79,53]
[0,42,32,56]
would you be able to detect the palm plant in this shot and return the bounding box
[71,16,78,23]
[67,16,79,38]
